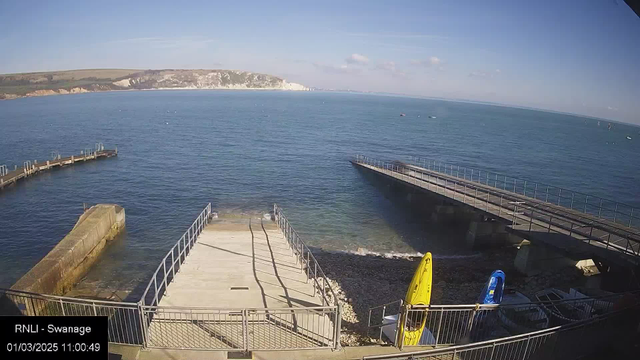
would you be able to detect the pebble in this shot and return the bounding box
[316,247,585,347]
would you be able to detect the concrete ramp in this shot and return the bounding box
[146,216,336,350]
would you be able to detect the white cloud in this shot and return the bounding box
[313,63,361,74]
[375,61,406,77]
[345,53,370,65]
[495,69,501,73]
[410,56,442,67]
[607,106,618,111]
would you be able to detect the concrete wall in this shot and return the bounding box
[514,240,577,276]
[11,204,125,296]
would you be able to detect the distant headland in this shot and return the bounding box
[0,69,309,100]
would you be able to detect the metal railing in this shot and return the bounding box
[354,155,640,260]
[142,305,338,350]
[1,204,343,351]
[0,288,144,345]
[368,291,632,350]
[273,204,342,349]
[363,298,640,360]
[141,203,212,307]
[273,204,339,308]
[407,155,640,229]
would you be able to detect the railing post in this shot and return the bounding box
[153,277,158,306]
[163,260,168,296]
[60,299,65,316]
[435,309,444,346]
[138,301,149,348]
[529,211,534,231]
[322,277,326,306]
[613,203,619,223]
[571,193,575,210]
[523,180,527,196]
[306,251,310,282]
[522,335,531,360]
[558,189,562,206]
[242,309,249,351]
[534,183,538,199]
[313,263,317,296]
[171,250,175,279]
[334,303,343,350]
[630,208,634,227]
[396,304,407,350]
[584,195,589,213]
[546,186,550,202]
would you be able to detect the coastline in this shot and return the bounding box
[0,86,311,101]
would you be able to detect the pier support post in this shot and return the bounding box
[465,219,517,249]
[514,241,577,276]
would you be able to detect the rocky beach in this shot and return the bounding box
[314,246,587,346]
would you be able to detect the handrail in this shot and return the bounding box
[273,204,339,306]
[407,155,639,229]
[353,155,640,259]
[273,204,342,350]
[362,299,640,360]
[141,203,212,307]
[401,161,640,240]
[398,160,640,246]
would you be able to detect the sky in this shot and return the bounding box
[1,0,639,123]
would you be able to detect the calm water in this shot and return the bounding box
[1,91,639,290]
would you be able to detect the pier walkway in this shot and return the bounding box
[0,143,117,190]
[352,155,640,268]
[140,205,340,351]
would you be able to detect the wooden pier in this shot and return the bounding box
[0,146,117,191]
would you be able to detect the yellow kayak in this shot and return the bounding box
[400,252,432,346]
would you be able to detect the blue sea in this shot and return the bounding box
[1,90,638,290]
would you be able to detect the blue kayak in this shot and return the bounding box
[478,270,505,304]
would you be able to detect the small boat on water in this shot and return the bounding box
[534,288,594,325]
[627,136,632,140]
[428,115,436,119]
[400,113,406,117]
[498,289,549,334]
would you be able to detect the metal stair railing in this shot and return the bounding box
[273,203,342,350]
